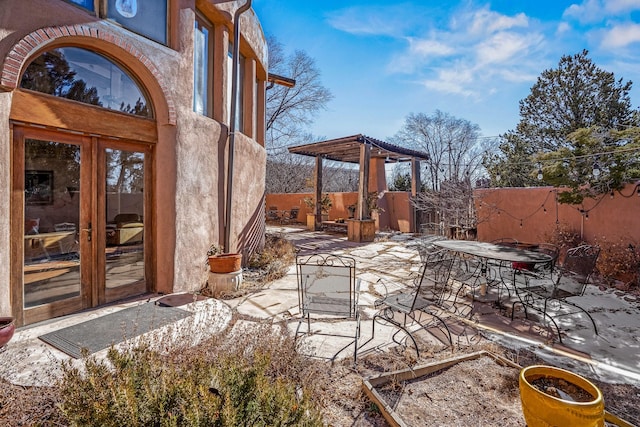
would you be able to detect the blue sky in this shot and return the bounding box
[252,0,640,142]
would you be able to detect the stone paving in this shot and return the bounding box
[2,224,639,389]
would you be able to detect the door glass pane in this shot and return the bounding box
[105,149,145,291]
[24,139,81,308]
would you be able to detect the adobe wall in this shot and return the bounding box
[474,184,640,245]
[0,0,268,317]
[266,191,415,232]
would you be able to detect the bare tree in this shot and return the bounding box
[391,110,487,232]
[265,36,333,153]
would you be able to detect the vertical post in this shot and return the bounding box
[357,143,371,219]
[314,156,323,229]
[411,158,421,233]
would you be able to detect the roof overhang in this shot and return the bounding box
[288,134,430,164]
[267,73,296,88]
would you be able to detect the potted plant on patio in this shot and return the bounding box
[0,317,15,348]
[303,193,332,230]
[519,365,605,427]
[206,244,242,274]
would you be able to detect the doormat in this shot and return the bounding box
[39,302,193,359]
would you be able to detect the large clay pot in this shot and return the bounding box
[519,365,604,427]
[0,317,16,348]
[208,253,242,274]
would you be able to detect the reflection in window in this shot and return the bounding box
[226,43,244,130]
[20,47,152,118]
[194,13,213,117]
[107,0,167,45]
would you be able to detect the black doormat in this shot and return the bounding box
[39,302,193,358]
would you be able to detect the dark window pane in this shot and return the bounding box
[107,0,167,45]
[65,0,95,13]
[20,47,152,118]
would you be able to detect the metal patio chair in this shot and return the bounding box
[510,245,600,342]
[295,253,365,363]
[372,250,454,357]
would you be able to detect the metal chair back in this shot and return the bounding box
[560,245,600,295]
[296,253,357,319]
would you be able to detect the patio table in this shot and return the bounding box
[432,240,552,264]
[432,240,553,306]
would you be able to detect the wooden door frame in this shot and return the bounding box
[97,138,154,305]
[10,92,158,326]
[11,126,93,325]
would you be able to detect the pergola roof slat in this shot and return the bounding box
[288,134,429,164]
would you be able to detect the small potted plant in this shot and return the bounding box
[206,244,242,274]
[303,193,332,229]
[0,317,15,348]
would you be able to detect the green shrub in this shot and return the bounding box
[58,328,323,426]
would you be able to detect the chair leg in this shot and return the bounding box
[411,310,453,347]
[373,311,420,358]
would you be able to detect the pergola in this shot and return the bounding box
[288,134,430,235]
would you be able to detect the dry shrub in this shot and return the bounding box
[57,321,324,426]
[593,236,639,287]
[542,223,583,262]
[248,232,296,283]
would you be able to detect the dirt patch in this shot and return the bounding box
[374,355,523,426]
[315,343,640,427]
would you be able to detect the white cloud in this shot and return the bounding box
[326,4,428,37]
[475,32,537,66]
[327,7,399,36]
[563,0,640,23]
[563,0,603,23]
[422,67,475,97]
[604,0,640,14]
[408,38,455,56]
[556,22,572,35]
[601,23,640,47]
[466,8,529,35]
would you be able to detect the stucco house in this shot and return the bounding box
[0,0,269,326]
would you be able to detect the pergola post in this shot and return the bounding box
[357,143,371,220]
[411,158,421,233]
[314,156,323,229]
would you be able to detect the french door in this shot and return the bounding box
[13,126,152,325]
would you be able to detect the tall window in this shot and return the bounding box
[20,47,152,118]
[227,43,244,130]
[193,13,213,117]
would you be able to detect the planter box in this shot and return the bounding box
[362,351,521,427]
[347,219,375,242]
[362,351,634,427]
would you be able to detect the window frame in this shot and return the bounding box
[193,12,214,117]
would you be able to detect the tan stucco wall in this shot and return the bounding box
[475,185,640,245]
[0,0,268,317]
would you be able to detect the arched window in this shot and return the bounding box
[20,47,152,118]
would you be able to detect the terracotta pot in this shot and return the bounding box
[208,253,242,274]
[0,317,16,348]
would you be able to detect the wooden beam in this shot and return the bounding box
[358,143,371,219]
[314,156,323,229]
[11,90,157,143]
[411,158,421,233]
